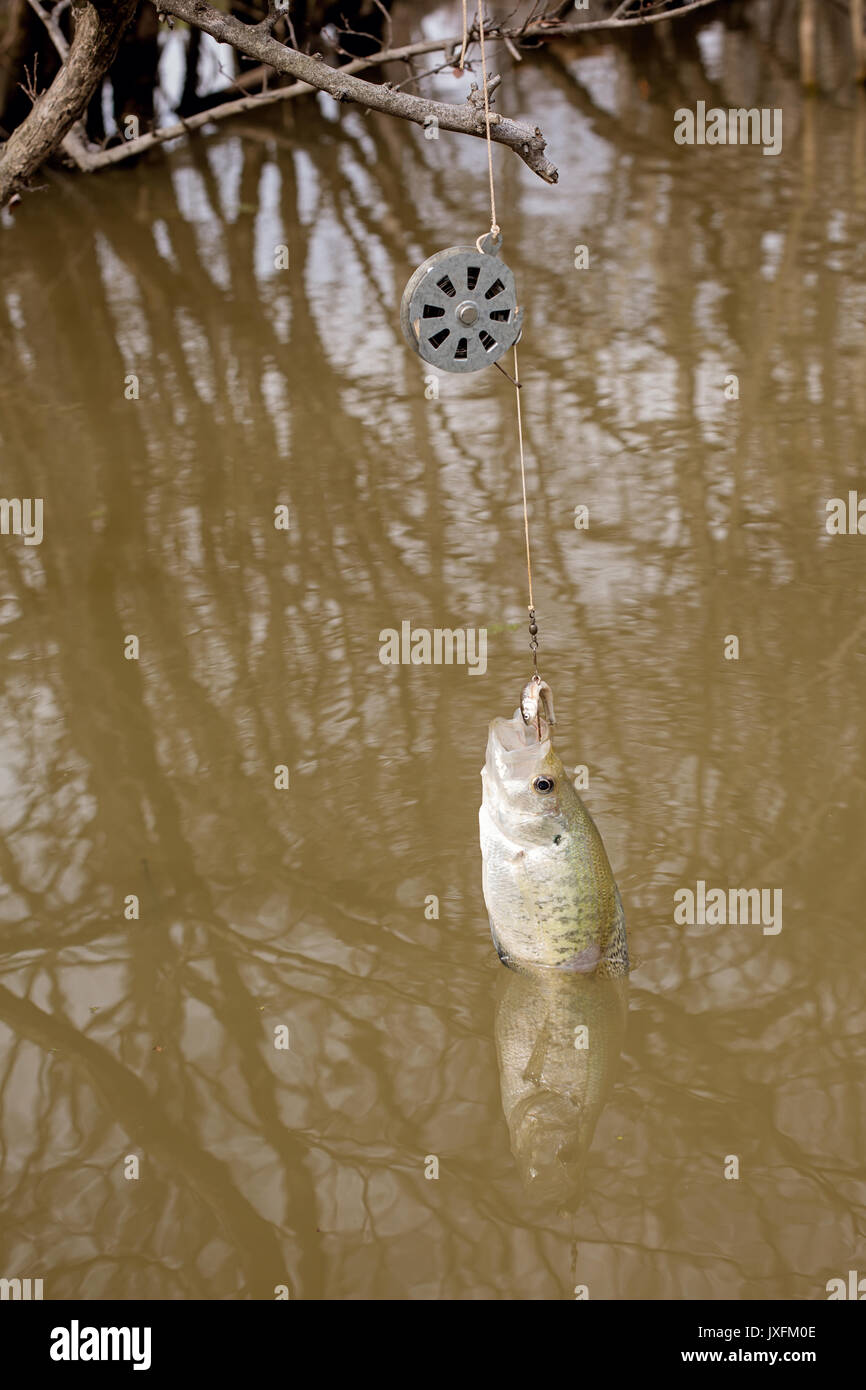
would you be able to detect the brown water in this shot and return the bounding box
[1,4,865,1300]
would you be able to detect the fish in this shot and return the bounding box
[495,963,628,1208]
[519,673,555,731]
[479,680,628,973]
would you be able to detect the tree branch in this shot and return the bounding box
[533,0,727,36]
[152,0,559,184]
[72,32,493,171]
[25,0,93,172]
[0,0,728,198]
[26,0,70,60]
[0,0,138,203]
[98,0,724,175]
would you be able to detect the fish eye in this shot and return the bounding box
[532,775,555,794]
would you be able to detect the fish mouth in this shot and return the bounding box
[489,711,556,789]
[491,711,550,751]
[487,710,552,781]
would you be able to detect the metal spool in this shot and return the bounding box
[400,234,523,374]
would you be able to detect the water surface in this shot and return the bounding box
[0,3,864,1299]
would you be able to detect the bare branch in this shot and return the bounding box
[89,0,727,177]
[504,35,523,64]
[370,0,393,54]
[79,34,498,173]
[80,80,307,170]
[76,39,457,171]
[534,0,727,36]
[26,0,70,59]
[0,1,139,202]
[0,0,728,198]
[151,0,558,183]
[26,0,95,171]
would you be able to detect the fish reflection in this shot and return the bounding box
[495,962,628,1211]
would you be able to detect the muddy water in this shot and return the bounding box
[1,7,865,1300]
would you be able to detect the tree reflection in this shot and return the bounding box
[0,2,864,1299]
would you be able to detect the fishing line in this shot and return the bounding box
[476,7,538,672]
[512,340,539,673]
[476,6,500,240]
[459,0,469,71]
[400,10,538,670]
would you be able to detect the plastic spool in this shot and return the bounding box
[400,234,523,374]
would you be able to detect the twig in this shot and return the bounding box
[389,61,463,94]
[18,56,40,106]
[80,81,309,168]
[26,0,69,58]
[504,34,523,62]
[537,0,726,34]
[261,1,285,34]
[370,0,393,52]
